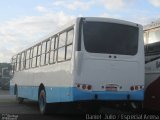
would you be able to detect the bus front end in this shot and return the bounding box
[73,17,144,109]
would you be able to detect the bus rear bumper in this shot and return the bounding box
[96,90,144,101]
[73,88,144,101]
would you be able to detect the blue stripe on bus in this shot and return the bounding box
[73,89,144,101]
[10,85,14,95]
[97,90,144,101]
[10,85,144,103]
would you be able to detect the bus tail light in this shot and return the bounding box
[130,86,134,91]
[82,84,86,89]
[130,85,144,91]
[76,83,92,91]
[77,84,80,88]
[87,85,92,90]
[135,85,138,90]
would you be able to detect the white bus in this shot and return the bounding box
[144,20,160,110]
[10,17,144,114]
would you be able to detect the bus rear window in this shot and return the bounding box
[83,22,138,55]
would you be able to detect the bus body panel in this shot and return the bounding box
[79,59,140,91]
[74,18,144,101]
[10,60,74,102]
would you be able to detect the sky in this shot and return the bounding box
[0,0,160,63]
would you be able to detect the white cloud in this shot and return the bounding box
[148,0,160,7]
[36,5,47,12]
[53,0,95,10]
[66,1,94,10]
[99,13,111,18]
[0,11,74,62]
[99,13,122,19]
[53,1,65,6]
[101,0,134,11]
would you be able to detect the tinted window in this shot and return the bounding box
[83,22,138,55]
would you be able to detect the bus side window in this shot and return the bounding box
[45,39,50,65]
[30,48,33,68]
[50,36,58,63]
[66,29,74,60]
[26,49,30,69]
[50,37,55,64]
[58,32,66,62]
[16,54,21,71]
[54,37,58,63]
[41,42,46,65]
[20,52,25,70]
[37,44,41,67]
[32,46,38,68]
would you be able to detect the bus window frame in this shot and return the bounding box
[57,27,74,63]
[36,43,42,67]
[16,54,21,72]
[31,45,38,68]
[45,39,51,65]
[66,29,74,60]
[12,25,74,71]
[20,51,26,71]
[25,48,31,70]
[49,35,58,64]
[57,32,66,62]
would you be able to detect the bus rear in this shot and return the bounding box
[73,17,144,108]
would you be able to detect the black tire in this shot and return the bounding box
[38,89,49,114]
[15,86,24,104]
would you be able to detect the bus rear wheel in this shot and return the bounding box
[38,89,49,114]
